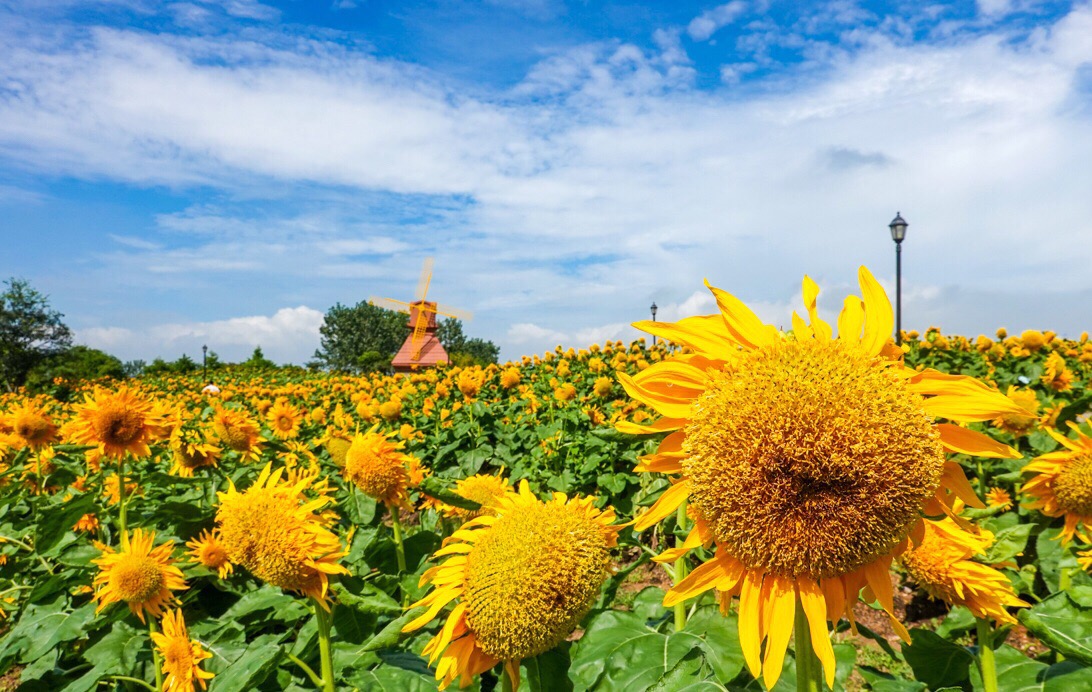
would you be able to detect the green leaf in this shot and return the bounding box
[336,582,402,617]
[520,645,573,692]
[983,523,1033,564]
[82,620,144,671]
[35,492,96,555]
[902,629,974,688]
[349,665,466,691]
[0,597,97,665]
[683,605,745,684]
[344,492,378,525]
[417,475,481,512]
[1018,592,1092,666]
[210,640,282,689]
[967,644,1092,691]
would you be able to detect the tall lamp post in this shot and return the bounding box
[202,344,208,382]
[650,302,658,346]
[888,213,908,345]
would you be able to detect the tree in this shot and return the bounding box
[0,278,72,390]
[24,345,124,399]
[310,302,408,373]
[122,359,146,378]
[242,346,277,370]
[438,318,499,366]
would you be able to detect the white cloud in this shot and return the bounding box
[78,306,325,364]
[687,2,747,42]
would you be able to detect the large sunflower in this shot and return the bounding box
[403,481,619,689]
[150,608,215,692]
[92,528,188,623]
[215,464,348,607]
[620,268,1031,689]
[69,386,158,459]
[342,428,415,509]
[1022,424,1092,543]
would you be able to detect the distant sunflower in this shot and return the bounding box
[440,474,511,522]
[92,528,187,623]
[169,429,220,477]
[985,487,1013,511]
[898,517,1027,623]
[211,407,262,461]
[216,464,348,607]
[620,268,1031,688]
[5,401,58,450]
[404,481,618,689]
[69,386,158,458]
[266,400,303,440]
[1022,424,1092,543]
[150,608,215,692]
[991,386,1039,437]
[186,529,233,579]
[342,428,415,509]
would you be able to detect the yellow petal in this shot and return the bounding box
[937,424,1020,459]
[797,578,837,689]
[837,296,864,344]
[632,480,691,531]
[803,275,833,341]
[761,575,797,690]
[737,570,764,680]
[614,417,686,436]
[704,279,779,350]
[941,461,986,509]
[663,554,728,605]
[858,267,894,356]
[632,314,741,360]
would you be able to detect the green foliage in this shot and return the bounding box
[0,277,72,390]
[23,345,124,395]
[438,317,500,365]
[311,301,409,373]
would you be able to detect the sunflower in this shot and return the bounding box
[216,464,348,607]
[266,399,303,440]
[440,474,511,522]
[169,429,220,478]
[1022,424,1092,543]
[403,481,618,689]
[92,528,188,623]
[69,386,158,458]
[211,407,262,461]
[186,529,234,579]
[620,268,1031,688]
[898,517,1027,623]
[985,487,1013,511]
[342,428,415,509]
[5,401,58,450]
[991,387,1039,436]
[150,608,215,692]
[1040,352,1074,392]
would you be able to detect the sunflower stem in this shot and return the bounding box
[117,455,128,544]
[106,675,157,692]
[313,599,336,692]
[286,652,324,688]
[977,617,998,692]
[976,459,986,495]
[148,617,164,692]
[390,507,408,605]
[501,664,516,692]
[795,599,821,692]
[673,499,688,632]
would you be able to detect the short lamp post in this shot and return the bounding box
[889,212,908,345]
[202,344,208,382]
[650,302,658,346]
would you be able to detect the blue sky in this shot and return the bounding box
[2,0,1091,364]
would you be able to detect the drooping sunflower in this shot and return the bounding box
[898,516,1027,623]
[169,429,220,478]
[69,386,158,459]
[4,401,59,450]
[210,407,262,461]
[92,528,188,623]
[620,268,1031,688]
[215,464,348,607]
[150,608,215,692]
[186,529,234,579]
[342,428,415,509]
[1022,424,1092,543]
[403,481,618,689]
[266,399,303,440]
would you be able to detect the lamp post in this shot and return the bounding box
[888,212,908,345]
[650,302,658,346]
[202,344,208,383]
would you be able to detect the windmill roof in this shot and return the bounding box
[392,331,449,371]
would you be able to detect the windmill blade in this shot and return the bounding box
[433,303,474,322]
[415,257,435,302]
[369,296,410,313]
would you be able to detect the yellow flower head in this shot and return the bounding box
[992,387,1039,437]
[342,429,414,508]
[553,382,577,403]
[457,368,485,399]
[5,401,58,450]
[216,464,349,607]
[169,429,220,478]
[441,474,511,522]
[1041,352,1074,392]
[186,529,234,579]
[593,376,613,398]
[211,407,262,461]
[266,399,303,440]
[404,481,618,689]
[985,487,1013,511]
[500,367,521,390]
[1021,329,1047,352]
[379,399,403,422]
[92,528,187,623]
[324,434,352,466]
[150,608,215,692]
[69,386,158,459]
[899,518,1027,624]
[73,513,100,534]
[620,268,1030,689]
[1022,425,1092,543]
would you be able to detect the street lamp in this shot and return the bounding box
[202,344,208,383]
[650,302,658,346]
[888,212,908,345]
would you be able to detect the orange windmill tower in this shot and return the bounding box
[370,258,472,373]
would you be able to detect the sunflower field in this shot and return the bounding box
[3,269,1092,692]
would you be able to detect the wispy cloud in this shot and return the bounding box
[687,1,747,41]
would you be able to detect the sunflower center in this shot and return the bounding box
[683,339,945,579]
[14,414,53,444]
[109,554,164,603]
[463,502,612,661]
[217,489,314,590]
[1053,454,1092,517]
[93,404,145,446]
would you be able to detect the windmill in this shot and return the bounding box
[370,258,472,372]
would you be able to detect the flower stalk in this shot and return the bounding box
[313,599,336,692]
[674,499,688,632]
[148,617,165,692]
[795,599,822,692]
[977,617,998,692]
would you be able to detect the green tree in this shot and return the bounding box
[25,345,124,399]
[0,278,72,390]
[310,302,408,373]
[173,354,198,373]
[437,318,499,365]
[242,346,277,370]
